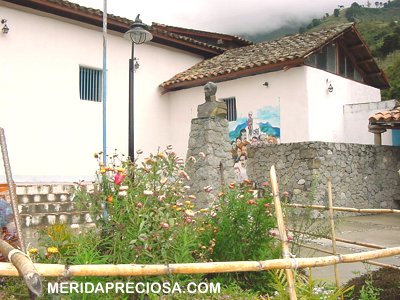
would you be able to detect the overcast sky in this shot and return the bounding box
[72,0,364,35]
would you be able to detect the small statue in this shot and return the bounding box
[204,82,217,102]
[198,82,227,118]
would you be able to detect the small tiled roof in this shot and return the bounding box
[369,102,400,124]
[4,0,246,57]
[160,23,389,92]
[151,23,253,49]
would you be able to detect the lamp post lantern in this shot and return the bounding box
[124,15,153,160]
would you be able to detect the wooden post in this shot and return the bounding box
[0,240,42,297]
[270,165,297,300]
[327,180,341,294]
[0,128,26,252]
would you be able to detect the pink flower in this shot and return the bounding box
[283,191,289,197]
[262,181,270,187]
[114,173,126,186]
[161,223,170,229]
[287,236,293,241]
[178,170,191,181]
[198,152,206,159]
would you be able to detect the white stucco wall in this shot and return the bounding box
[0,3,201,182]
[305,66,382,143]
[168,67,310,157]
[168,66,386,158]
[343,100,394,145]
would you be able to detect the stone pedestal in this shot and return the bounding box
[186,117,234,207]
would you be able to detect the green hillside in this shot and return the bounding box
[241,1,400,99]
[301,0,400,99]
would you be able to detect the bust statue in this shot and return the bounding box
[204,82,217,102]
[197,82,227,118]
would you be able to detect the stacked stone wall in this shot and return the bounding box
[16,183,95,228]
[247,142,400,210]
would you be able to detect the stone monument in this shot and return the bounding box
[185,82,234,207]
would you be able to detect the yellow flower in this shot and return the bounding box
[184,200,191,205]
[28,248,38,255]
[99,168,106,174]
[47,247,59,254]
[116,167,125,173]
[176,207,182,211]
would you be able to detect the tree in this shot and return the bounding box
[367,0,371,7]
[333,8,340,17]
[375,1,379,7]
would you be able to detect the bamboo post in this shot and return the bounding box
[0,128,26,252]
[327,179,341,290]
[288,228,386,249]
[0,247,399,277]
[289,241,400,270]
[0,240,42,296]
[270,165,297,300]
[284,203,400,214]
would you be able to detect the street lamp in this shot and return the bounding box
[124,14,153,160]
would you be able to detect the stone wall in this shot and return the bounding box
[186,117,234,207]
[15,183,95,228]
[247,142,400,210]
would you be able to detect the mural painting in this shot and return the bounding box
[229,105,280,182]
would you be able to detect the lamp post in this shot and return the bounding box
[124,15,153,160]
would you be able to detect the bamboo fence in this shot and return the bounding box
[0,162,399,297]
[0,247,400,277]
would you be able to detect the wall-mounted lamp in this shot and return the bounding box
[326,79,333,93]
[1,19,9,34]
[263,81,269,87]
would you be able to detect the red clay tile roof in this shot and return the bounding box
[160,23,389,92]
[3,0,246,57]
[369,103,400,124]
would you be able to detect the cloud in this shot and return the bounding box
[73,0,361,35]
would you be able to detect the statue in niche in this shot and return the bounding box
[197,82,227,118]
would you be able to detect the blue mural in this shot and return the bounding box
[229,104,280,182]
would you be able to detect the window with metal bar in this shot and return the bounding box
[79,66,102,102]
[221,97,237,122]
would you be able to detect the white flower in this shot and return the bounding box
[143,190,153,196]
[118,190,128,197]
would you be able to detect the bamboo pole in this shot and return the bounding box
[0,247,399,277]
[270,165,297,300]
[0,240,42,296]
[327,180,341,292]
[0,128,26,252]
[288,228,386,250]
[285,203,400,214]
[290,241,400,270]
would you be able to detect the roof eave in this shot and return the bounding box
[161,58,305,93]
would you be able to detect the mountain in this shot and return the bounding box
[237,0,400,99]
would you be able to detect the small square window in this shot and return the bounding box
[79,66,102,102]
[222,97,237,122]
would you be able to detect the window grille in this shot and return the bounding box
[79,66,102,102]
[222,97,237,122]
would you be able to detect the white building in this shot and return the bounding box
[0,0,390,182]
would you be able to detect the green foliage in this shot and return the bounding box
[333,9,340,17]
[359,272,382,300]
[381,50,400,99]
[198,181,280,293]
[268,268,353,299]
